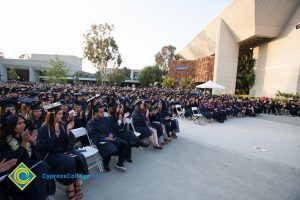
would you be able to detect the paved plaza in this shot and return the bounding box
[55,115,300,200]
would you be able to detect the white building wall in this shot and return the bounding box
[31,54,82,75]
[0,63,7,81]
[251,5,300,97]
[213,19,239,95]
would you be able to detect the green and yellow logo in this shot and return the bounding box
[8,162,36,191]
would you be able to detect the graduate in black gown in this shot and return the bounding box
[37,102,88,200]
[131,100,162,149]
[87,105,130,172]
[158,101,178,139]
[27,104,44,132]
[0,113,55,200]
[108,105,149,161]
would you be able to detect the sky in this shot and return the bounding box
[0,0,230,73]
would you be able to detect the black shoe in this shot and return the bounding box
[153,145,163,150]
[126,159,133,163]
[103,163,110,172]
[141,142,149,148]
[171,133,178,139]
[137,140,149,148]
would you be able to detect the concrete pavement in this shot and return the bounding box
[54,116,300,200]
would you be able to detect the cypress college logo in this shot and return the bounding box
[8,162,36,191]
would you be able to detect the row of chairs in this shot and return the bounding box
[175,105,206,125]
[70,117,144,174]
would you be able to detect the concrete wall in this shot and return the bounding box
[213,19,239,95]
[250,5,300,97]
[31,54,82,75]
[0,63,7,81]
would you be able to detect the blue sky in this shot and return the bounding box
[0,0,230,72]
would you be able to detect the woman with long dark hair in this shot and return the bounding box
[108,105,149,161]
[131,100,162,150]
[159,101,178,139]
[37,103,88,200]
[0,113,55,200]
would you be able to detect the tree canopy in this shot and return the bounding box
[235,54,256,94]
[45,56,68,83]
[179,77,194,89]
[73,71,80,85]
[8,68,18,81]
[107,67,129,85]
[155,45,176,72]
[83,23,122,85]
[95,70,102,85]
[162,77,177,88]
[138,66,163,87]
[19,54,30,60]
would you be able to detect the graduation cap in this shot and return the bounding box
[30,104,43,110]
[60,100,67,105]
[74,93,83,97]
[1,98,18,108]
[134,99,143,106]
[87,96,96,103]
[18,97,34,106]
[143,99,151,104]
[44,102,62,113]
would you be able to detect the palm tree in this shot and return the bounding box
[235,54,256,94]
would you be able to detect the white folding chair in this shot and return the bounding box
[126,118,147,150]
[71,127,103,172]
[191,107,206,125]
[175,104,185,119]
[126,118,141,137]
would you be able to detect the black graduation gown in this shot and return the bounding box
[87,117,126,159]
[0,136,55,200]
[149,114,164,137]
[27,118,44,132]
[37,125,89,185]
[160,109,177,133]
[131,110,152,140]
[108,115,140,146]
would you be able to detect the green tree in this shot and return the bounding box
[179,77,194,89]
[95,70,102,85]
[122,67,131,80]
[155,45,176,73]
[138,66,163,87]
[107,68,127,85]
[8,68,18,81]
[0,52,4,59]
[83,23,122,86]
[235,54,256,94]
[162,77,177,88]
[19,54,30,59]
[45,56,68,83]
[73,71,80,85]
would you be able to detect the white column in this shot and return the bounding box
[130,69,134,80]
[29,67,36,82]
[213,18,239,95]
[0,64,7,81]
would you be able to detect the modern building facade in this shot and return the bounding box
[0,53,141,84]
[0,54,82,82]
[178,0,300,97]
